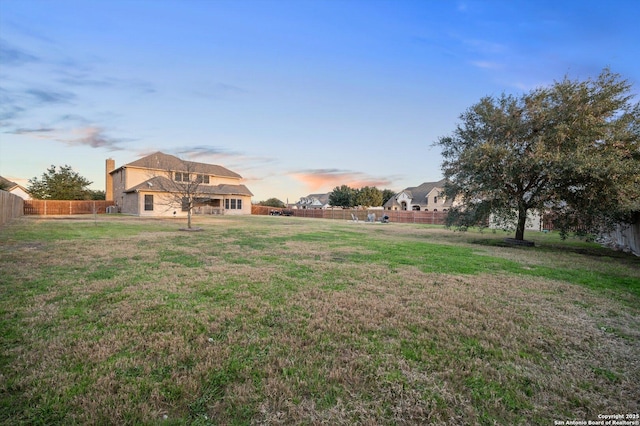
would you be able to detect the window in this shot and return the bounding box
[174,172,191,182]
[434,196,438,204]
[144,194,154,211]
[196,174,210,184]
[224,198,243,210]
[181,197,190,212]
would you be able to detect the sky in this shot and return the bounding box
[1,0,639,203]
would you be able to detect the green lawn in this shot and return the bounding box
[1,215,638,425]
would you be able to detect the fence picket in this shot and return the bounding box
[23,200,115,215]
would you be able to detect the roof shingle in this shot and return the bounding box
[121,152,242,179]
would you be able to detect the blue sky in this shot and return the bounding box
[1,0,639,203]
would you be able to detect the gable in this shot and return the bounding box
[396,192,412,202]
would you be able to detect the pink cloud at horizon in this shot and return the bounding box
[291,169,393,193]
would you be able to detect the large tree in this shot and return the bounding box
[437,69,640,241]
[28,165,93,200]
[381,189,396,206]
[355,186,383,207]
[328,185,356,208]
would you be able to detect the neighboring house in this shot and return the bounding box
[0,176,31,200]
[384,180,452,211]
[107,152,253,216]
[295,193,331,209]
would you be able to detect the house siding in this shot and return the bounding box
[108,153,252,217]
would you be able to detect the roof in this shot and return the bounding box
[308,193,330,204]
[297,193,330,206]
[114,152,242,179]
[124,176,253,196]
[0,176,29,194]
[0,176,18,190]
[384,179,450,208]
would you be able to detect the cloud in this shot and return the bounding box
[69,126,127,150]
[170,145,278,180]
[9,125,128,151]
[0,39,39,66]
[56,114,91,125]
[292,168,393,192]
[174,145,244,160]
[26,88,75,104]
[57,72,156,94]
[0,87,23,125]
[0,86,76,127]
[470,60,503,70]
[11,127,56,135]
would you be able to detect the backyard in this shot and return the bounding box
[0,215,638,425]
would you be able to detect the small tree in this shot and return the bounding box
[329,185,356,208]
[436,69,640,241]
[151,158,206,229]
[28,165,93,200]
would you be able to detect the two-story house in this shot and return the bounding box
[107,152,252,216]
[295,193,331,209]
[383,180,452,211]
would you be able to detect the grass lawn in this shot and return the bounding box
[1,215,638,425]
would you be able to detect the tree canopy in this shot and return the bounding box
[258,198,286,208]
[436,69,640,241]
[355,186,383,207]
[328,185,392,208]
[28,165,94,200]
[381,189,396,206]
[328,185,356,208]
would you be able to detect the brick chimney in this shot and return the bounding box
[105,158,115,201]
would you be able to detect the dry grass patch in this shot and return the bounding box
[1,215,638,425]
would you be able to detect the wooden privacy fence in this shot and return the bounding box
[24,200,116,215]
[252,205,448,225]
[0,190,24,226]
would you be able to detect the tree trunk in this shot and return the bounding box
[515,205,527,241]
[187,203,192,229]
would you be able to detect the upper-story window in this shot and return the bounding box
[434,196,438,204]
[175,172,190,182]
[174,173,209,183]
[196,174,210,184]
